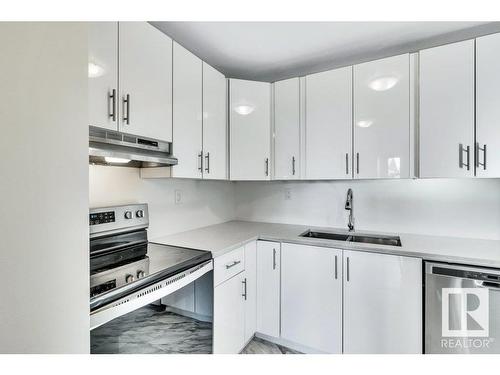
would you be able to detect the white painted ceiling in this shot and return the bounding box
[152,21,500,82]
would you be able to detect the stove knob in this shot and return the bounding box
[124,211,133,219]
[125,274,134,283]
[136,210,144,218]
[137,270,145,279]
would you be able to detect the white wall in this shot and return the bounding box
[235,179,500,240]
[0,23,89,353]
[89,166,236,240]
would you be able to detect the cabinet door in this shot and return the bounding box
[172,42,203,178]
[343,250,422,354]
[202,63,227,180]
[88,22,119,131]
[213,272,246,354]
[244,241,257,343]
[305,67,352,179]
[281,243,342,353]
[419,40,475,178]
[256,241,280,338]
[274,78,300,180]
[476,33,500,178]
[118,22,173,141]
[354,54,409,179]
[229,79,271,180]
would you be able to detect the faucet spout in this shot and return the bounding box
[345,188,354,231]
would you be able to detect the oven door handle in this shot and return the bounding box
[90,260,213,330]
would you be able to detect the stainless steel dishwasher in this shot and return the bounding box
[425,262,500,353]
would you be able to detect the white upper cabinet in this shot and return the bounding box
[172,42,203,178]
[202,62,228,180]
[274,78,300,180]
[354,54,410,179]
[118,22,173,142]
[281,243,342,353]
[343,250,422,353]
[476,33,500,178]
[305,67,352,179]
[419,40,475,178]
[88,22,119,131]
[229,79,271,180]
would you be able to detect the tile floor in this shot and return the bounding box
[91,305,299,354]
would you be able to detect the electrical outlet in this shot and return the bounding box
[174,190,182,205]
[284,188,292,201]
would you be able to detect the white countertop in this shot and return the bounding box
[152,220,500,268]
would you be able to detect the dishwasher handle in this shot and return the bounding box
[426,262,500,284]
[475,280,500,289]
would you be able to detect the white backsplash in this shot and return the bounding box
[89,165,236,240]
[234,179,500,240]
[90,166,500,241]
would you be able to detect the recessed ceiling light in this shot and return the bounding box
[368,76,398,91]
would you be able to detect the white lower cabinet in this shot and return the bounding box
[213,241,422,354]
[213,271,246,354]
[244,241,257,343]
[280,243,342,353]
[213,242,257,354]
[343,250,422,353]
[256,240,281,338]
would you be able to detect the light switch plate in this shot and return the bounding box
[284,188,292,201]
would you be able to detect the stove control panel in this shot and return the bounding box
[90,211,115,226]
[89,204,149,237]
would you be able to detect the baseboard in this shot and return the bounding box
[254,332,329,354]
[164,306,213,323]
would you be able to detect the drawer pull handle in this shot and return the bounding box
[225,260,241,269]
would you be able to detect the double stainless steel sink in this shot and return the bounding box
[301,230,402,247]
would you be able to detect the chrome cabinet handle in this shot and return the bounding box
[108,89,116,122]
[484,144,487,170]
[265,158,269,177]
[476,143,487,170]
[459,143,470,170]
[225,260,241,269]
[334,255,338,279]
[242,278,247,300]
[123,94,130,124]
[198,151,203,172]
[292,156,296,176]
[346,257,350,282]
[345,153,349,175]
[272,248,277,270]
[356,153,359,174]
[204,152,210,173]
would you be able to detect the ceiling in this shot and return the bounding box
[152,22,500,82]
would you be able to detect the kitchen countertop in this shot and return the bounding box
[152,220,500,268]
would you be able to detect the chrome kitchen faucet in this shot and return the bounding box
[345,188,354,232]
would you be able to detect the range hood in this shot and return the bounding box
[89,126,178,168]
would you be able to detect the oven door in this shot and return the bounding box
[90,260,213,354]
[90,260,212,330]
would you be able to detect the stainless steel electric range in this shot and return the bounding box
[89,203,213,331]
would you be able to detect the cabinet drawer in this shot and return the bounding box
[214,247,245,286]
